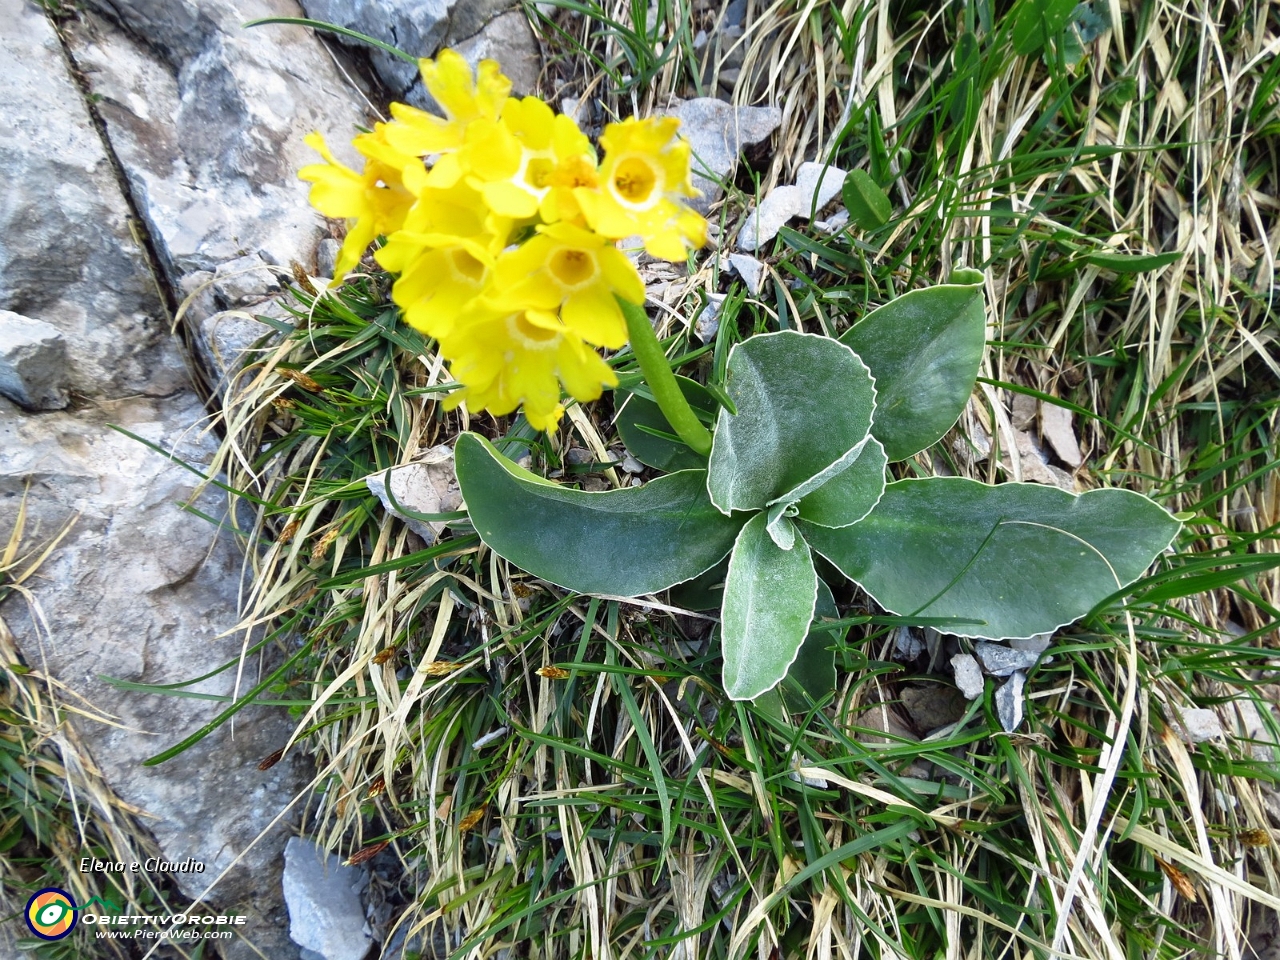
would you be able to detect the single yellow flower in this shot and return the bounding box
[455,98,600,222]
[576,117,708,260]
[298,129,416,278]
[375,180,511,338]
[383,50,511,158]
[539,117,601,225]
[440,306,619,432]
[489,222,644,349]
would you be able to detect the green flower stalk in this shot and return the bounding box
[619,298,713,457]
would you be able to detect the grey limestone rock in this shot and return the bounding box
[995,670,1027,732]
[300,0,539,109]
[365,445,464,545]
[665,98,782,213]
[450,9,541,100]
[0,393,306,958]
[0,0,185,399]
[728,253,766,295]
[283,837,374,960]
[301,0,454,100]
[951,652,984,700]
[0,312,70,410]
[974,640,1044,677]
[1175,707,1224,744]
[65,3,371,319]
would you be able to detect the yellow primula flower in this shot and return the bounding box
[383,50,511,158]
[375,180,511,338]
[540,116,601,225]
[298,129,417,278]
[440,306,619,432]
[456,98,598,222]
[577,117,708,261]
[489,222,644,349]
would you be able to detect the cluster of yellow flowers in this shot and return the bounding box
[299,50,707,431]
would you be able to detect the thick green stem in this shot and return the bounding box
[619,298,713,458]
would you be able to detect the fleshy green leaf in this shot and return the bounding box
[455,433,744,597]
[708,331,875,514]
[722,512,819,701]
[803,477,1181,639]
[781,578,839,709]
[615,375,717,471]
[796,436,888,529]
[842,169,893,229]
[840,284,986,462]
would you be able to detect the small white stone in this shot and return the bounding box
[1177,707,1223,744]
[975,641,1042,676]
[283,838,373,960]
[793,161,847,212]
[951,653,984,700]
[728,253,766,295]
[737,184,800,252]
[1009,633,1054,664]
[695,294,725,342]
[365,445,463,544]
[995,671,1027,732]
[1040,402,1084,468]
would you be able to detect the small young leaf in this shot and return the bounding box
[795,436,888,528]
[1010,0,1078,55]
[456,433,744,597]
[722,512,819,701]
[1081,251,1181,273]
[841,169,892,229]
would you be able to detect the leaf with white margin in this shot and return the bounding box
[708,331,876,514]
[455,433,745,597]
[802,477,1181,639]
[840,283,986,462]
[722,511,819,701]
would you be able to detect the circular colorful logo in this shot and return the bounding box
[25,888,78,941]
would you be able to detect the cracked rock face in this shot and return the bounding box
[0,0,185,399]
[0,395,307,960]
[283,838,374,960]
[300,0,542,108]
[68,1,372,318]
[664,98,782,213]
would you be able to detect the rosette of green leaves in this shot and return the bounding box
[455,281,1181,701]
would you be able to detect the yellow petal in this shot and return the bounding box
[562,285,627,350]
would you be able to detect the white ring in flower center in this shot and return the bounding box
[506,312,562,351]
[513,148,556,202]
